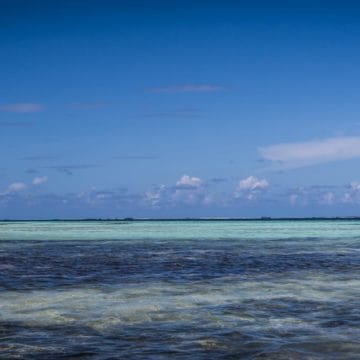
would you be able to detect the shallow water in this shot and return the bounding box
[1,220,360,359]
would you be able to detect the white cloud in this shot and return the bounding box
[173,175,205,204]
[238,176,269,191]
[176,175,203,189]
[7,182,27,192]
[350,181,360,191]
[143,175,208,207]
[342,192,354,204]
[32,176,48,185]
[0,103,44,113]
[259,136,360,169]
[320,192,336,205]
[288,187,309,206]
[341,181,360,204]
[144,185,167,206]
[235,176,269,200]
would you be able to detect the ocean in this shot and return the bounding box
[0,220,360,359]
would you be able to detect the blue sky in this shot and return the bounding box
[2,0,360,218]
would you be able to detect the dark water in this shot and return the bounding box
[1,221,360,359]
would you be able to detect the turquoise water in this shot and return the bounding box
[2,219,360,241]
[1,220,360,359]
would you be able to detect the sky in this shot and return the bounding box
[1,0,360,219]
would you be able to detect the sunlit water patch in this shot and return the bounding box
[1,220,360,359]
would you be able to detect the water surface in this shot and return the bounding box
[1,220,360,359]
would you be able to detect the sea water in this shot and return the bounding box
[0,220,360,359]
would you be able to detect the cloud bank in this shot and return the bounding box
[4,173,360,218]
[259,136,360,168]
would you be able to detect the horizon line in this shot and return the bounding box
[2,216,360,222]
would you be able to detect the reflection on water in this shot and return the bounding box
[1,220,360,359]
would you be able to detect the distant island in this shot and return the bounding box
[2,217,360,222]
